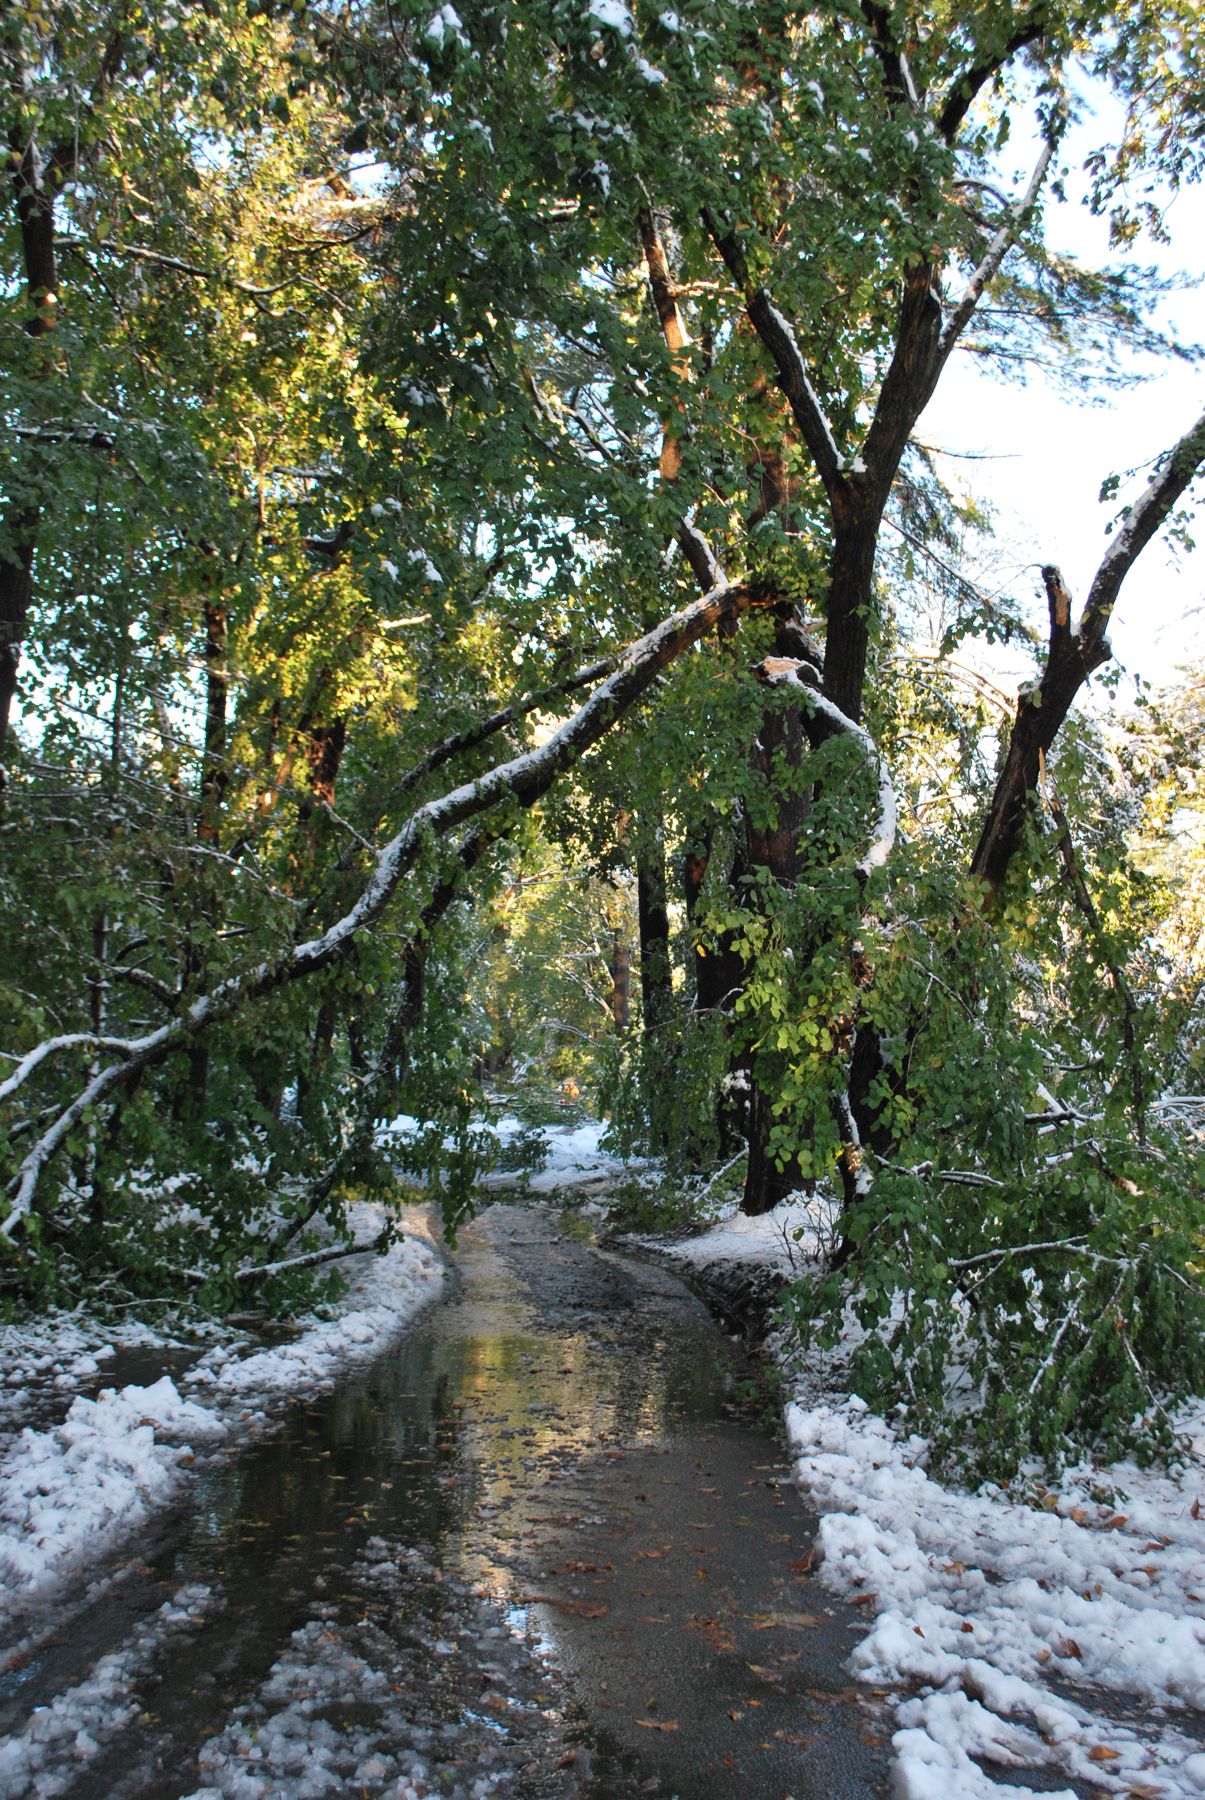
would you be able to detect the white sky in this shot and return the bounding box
[920,100,1205,697]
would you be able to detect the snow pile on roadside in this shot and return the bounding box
[788,1394,1205,1799]
[641,1195,1205,1799]
[0,1584,216,1798]
[0,1209,446,1642]
[0,1317,171,1453]
[654,1190,830,1269]
[181,1215,446,1420]
[0,1377,225,1634]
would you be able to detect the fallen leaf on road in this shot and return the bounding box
[635,1719,679,1732]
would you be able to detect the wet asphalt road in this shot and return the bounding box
[0,1202,890,1798]
[453,1206,890,1798]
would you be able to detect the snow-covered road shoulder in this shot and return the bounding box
[788,1392,1205,1799]
[0,1209,447,1644]
[633,1192,1205,1800]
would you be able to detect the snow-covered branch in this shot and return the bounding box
[3,578,758,1239]
[1080,403,1205,640]
[971,400,1205,897]
[939,126,1060,363]
[371,654,613,819]
[0,1034,135,1105]
[678,516,725,591]
[758,660,897,879]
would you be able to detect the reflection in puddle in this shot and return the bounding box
[0,1205,885,1800]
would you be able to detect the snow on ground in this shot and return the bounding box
[512,1116,633,1193]
[182,1539,578,1800]
[0,1315,173,1455]
[787,1391,1205,1799]
[379,1111,636,1193]
[620,1180,1205,1800]
[0,1207,447,1644]
[0,1375,225,1640]
[0,1585,216,1798]
[656,1189,832,1268]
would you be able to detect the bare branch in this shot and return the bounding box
[939,127,1059,362]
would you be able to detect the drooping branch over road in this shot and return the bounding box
[2,576,759,1239]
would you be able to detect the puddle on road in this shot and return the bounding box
[0,1204,887,1799]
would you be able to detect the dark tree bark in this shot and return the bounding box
[199,601,229,844]
[684,827,744,1018]
[0,133,60,773]
[295,704,348,1121]
[972,404,1205,898]
[740,622,812,1215]
[300,716,347,812]
[178,597,231,1121]
[611,928,632,1031]
[2,21,128,764]
[636,820,673,1039]
[0,505,36,776]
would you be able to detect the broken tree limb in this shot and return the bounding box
[2,577,758,1240]
[971,402,1205,899]
[264,825,501,1260]
[367,653,613,823]
[756,658,898,881]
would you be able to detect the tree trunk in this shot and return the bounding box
[610,924,631,1031]
[301,716,347,812]
[821,511,882,725]
[199,601,229,843]
[0,132,61,774]
[0,508,36,776]
[636,819,672,1039]
[741,620,811,1215]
